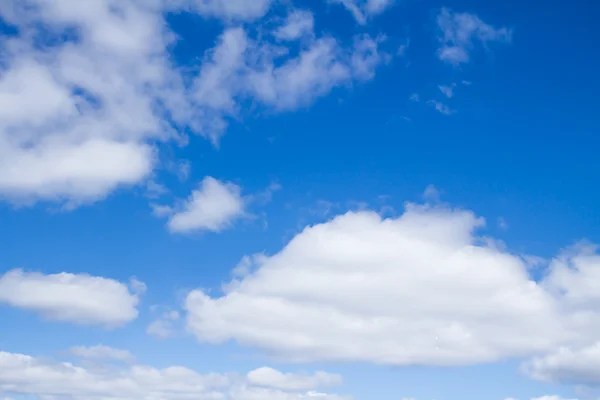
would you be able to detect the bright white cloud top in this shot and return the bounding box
[185,203,600,370]
[0,270,143,327]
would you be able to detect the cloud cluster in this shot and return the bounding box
[0,0,387,207]
[0,349,347,400]
[184,203,600,370]
[436,8,512,65]
[0,0,176,206]
[0,269,144,327]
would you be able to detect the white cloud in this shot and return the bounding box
[523,343,600,385]
[274,10,315,41]
[162,177,245,234]
[428,100,455,115]
[0,269,143,327]
[185,25,388,142]
[184,203,600,366]
[0,350,347,400]
[351,35,389,80]
[168,0,274,21]
[436,8,512,65]
[68,345,134,363]
[147,310,181,340]
[244,33,386,111]
[155,178,281,234]
[331,0,395,24]
[523,244,600,386]
[0,0,183,206]
[438,84,455,98]
[0,0,387,207]
[247,367,342,391]
[422,185,441,202]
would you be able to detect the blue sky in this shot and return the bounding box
[1,0,599,400]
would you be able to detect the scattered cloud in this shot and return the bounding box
[331,0,395,25]
[523,343,600,385]
[428,100,455,115]
[161,177,246,234]
[151,203,174,218]
[274,10,315,41]
[185,204,600,366]
[0,0,388,208]
[0,0,181,206]
[438,84,456,98]
[68,345,134,363]
[154,178,281,234]
[0,352,346,400]
[191,26,388,143]
[523,249,600,385]
[436,8,512,65]
[0,349,347,400]
[0,269,143,327]
[249,182,282,206]
[145,181,168,199]
[147,309,182,340]
[351,34,390,80]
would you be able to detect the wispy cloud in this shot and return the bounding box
[436,8,512,66]
[0,0,390,208]
[330,0,395,24]
[428,100,455,115]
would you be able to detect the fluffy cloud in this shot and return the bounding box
[194,26,387,135]
[331,0,395,24]
[0,0,387,206]
[520,248,600,386]
[523,343,600,385]
[154,178,282,234]
[436,8,512,65]
[0,0,176,206]
[159,177,246,234]
[185,203,600,366]
[0,350,347,400]
[274,10,315,41]
[68,345,134,363]
[0,269,144,327]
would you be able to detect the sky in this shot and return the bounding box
[0,0,599,400]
